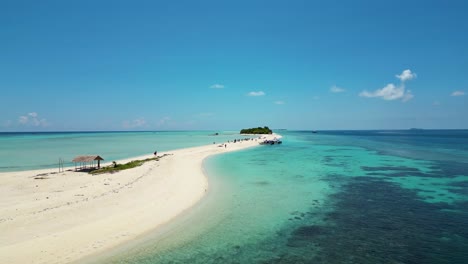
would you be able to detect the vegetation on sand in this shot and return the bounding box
[90,154,170,175]
[240,126,272,134]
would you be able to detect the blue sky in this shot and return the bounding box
[1,0,467,131]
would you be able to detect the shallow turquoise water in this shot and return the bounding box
[4,130,467,263]
[0,131,246,172]
[93,133,334,263]
[96,130,468,263]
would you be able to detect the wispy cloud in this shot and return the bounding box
[195,112,215,118]
[402,90,414,102]
[122,117,147,129]
[18,112,48,127]
[359,69,416,102]
[433,101,441,106]
[2,120,12,128]
[247,91,265,96]
[451,90,465,96]
[330,85,345,93]
[396,69,416,82]
[274,101,285,105]
[18,116,28,124]
[210,84,224,89]
[157,116,171,127]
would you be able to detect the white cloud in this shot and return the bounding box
[19,116,28,124]
[330,85,345,93]
[360,69,416,102]
[18,112,48,127]
[359,83,413,102]
[274,101,285,105]
[360,83,402,100]
[122,118,147,129]
[396,69,416,82]
[210,84,224,89]
[247,91,265,96]
[451,90,465,96]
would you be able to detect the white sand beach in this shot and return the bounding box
[0,134,280,264]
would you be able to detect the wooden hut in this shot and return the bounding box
[72,155,104,171]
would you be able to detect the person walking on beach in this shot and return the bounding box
[154,150,157,156]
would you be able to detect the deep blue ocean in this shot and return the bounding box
[2,130,468,263]
[92,130,468,264]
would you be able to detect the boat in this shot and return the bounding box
[259,139,282,145]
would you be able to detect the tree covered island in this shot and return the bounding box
[240,126,272,134]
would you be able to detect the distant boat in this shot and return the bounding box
[259,139,282,145]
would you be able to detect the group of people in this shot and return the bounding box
[153,136,261,156]
[229,138,255,143]
[213,137,258,149]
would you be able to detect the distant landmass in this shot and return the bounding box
[240,126,272,134]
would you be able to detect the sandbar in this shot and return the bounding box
[0,134,280,264]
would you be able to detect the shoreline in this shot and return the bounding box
[0,134,280,264]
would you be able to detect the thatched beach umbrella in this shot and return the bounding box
[72,155,104,170]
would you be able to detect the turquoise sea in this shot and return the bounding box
[0,131,243,172]
[2,130,468,263]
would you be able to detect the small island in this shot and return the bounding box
[240,126,272,134]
